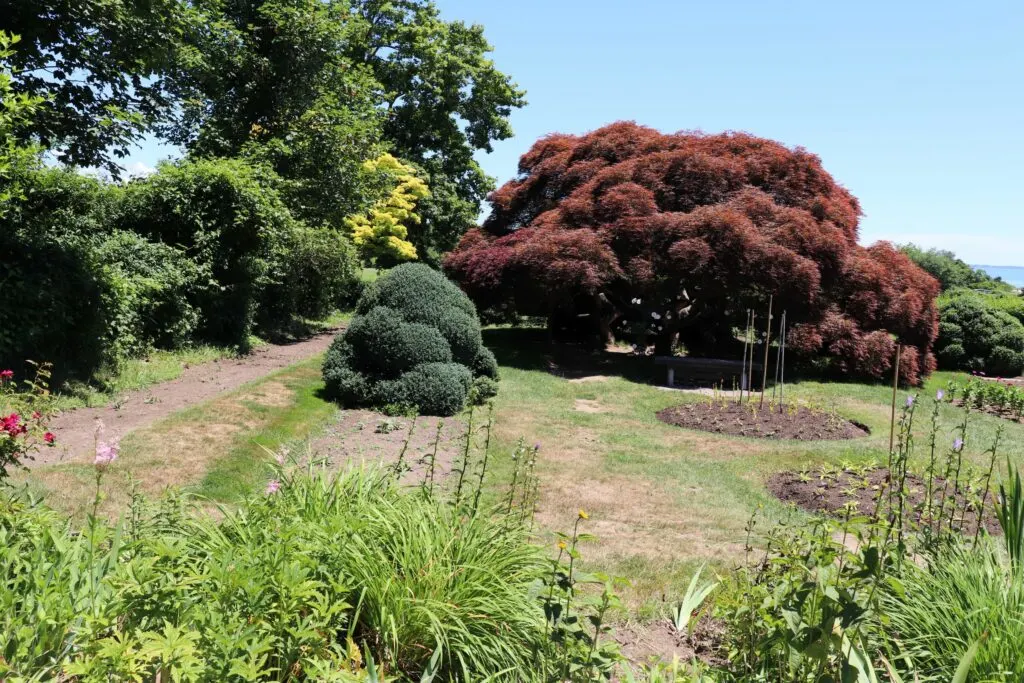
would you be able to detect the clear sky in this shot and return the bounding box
[127,0,1024,265]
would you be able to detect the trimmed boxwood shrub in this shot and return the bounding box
[323,264,499,416]
[935,290,1024,376]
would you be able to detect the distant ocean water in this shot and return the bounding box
[975,265,1024,288]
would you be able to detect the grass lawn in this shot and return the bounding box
[17,358,340,520]
[19,326,1024,622]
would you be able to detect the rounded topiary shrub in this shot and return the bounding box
[935,291,1024,376]
[323,264,499,416]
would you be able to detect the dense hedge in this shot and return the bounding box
[935,290,1024,376]
[323,264,498,415]
[0,162,362,381]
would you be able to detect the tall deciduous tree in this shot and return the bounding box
[345,0,526,258]
[2,0,190,174]
[445,122,940,384]
[163,0,384,228]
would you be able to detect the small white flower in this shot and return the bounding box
[651,312,661,320]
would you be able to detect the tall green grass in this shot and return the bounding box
[0,464,548,681]
[880,541,1024,682]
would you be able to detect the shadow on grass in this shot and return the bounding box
[483,328,662,385]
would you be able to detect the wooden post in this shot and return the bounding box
[759,295,773,408]
[740,309,750,403]
[889,344,902,453]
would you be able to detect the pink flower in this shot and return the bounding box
[94,441,119,467]
[44,432,55,445]
[265,479,281,495]
[275,452,286,466]
[0,370,13,380]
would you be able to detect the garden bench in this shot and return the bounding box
[654,356,762,389]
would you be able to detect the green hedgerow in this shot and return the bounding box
[323,264,499,416]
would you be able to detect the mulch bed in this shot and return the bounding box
[656,402,869,441]
[768,467,1001,535]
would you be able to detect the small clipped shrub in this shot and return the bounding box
[323,264,498,415]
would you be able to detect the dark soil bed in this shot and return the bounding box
[768,467,1001,536]
[656,402,869,440]
[615,614,726,670]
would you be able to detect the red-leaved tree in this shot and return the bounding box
[444,122,939,383]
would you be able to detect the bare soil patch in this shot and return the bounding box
[767,467,1001,535]
[36,329,341,466]
[307,410,468,487]
[657,402,868,441]
[615,615,726,670]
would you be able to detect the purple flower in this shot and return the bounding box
[906,395,915,408]
[94,441,119,467]
[533,443,541,451]
[936,389,945,401]
[953,438,964,452]
[265,479,281,495]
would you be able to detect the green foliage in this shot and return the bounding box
[4,0,191,174]
[469,376,499,405]
[900,244,1012,293]
[0,32,43,215]
[881,542,1024,682]
[473,346,500,380]
[326,265,498,416]
[95,231,203,357]
[0,461,571,681]
[118,157,303,349]
[261,226,362,324]
[345,0,526,255]
[935,289,1024,375]
[379,362,473,417]
[672,566,718,639]
[996,460,1024,568]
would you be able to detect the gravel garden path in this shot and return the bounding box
[33,330,340,466]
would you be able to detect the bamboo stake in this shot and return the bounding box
[889,344,902,453]
[759,295,773,408]
[778,312,787,412]
[740,308,751,403]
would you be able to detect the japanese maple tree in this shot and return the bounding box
[444,122,939,383]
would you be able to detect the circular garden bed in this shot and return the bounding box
[768,467,1000,536]
[656,402,869,440]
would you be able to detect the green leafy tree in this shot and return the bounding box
[0,32,43,214]
[164,0,384,229]
[900,244,1012,293]
[346,0,526,257]
[2,0,192,174]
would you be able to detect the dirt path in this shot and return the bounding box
[34,330,340,466]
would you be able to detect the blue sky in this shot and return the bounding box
[127,0,1024,265]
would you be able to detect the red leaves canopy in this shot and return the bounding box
[445,122,939,383]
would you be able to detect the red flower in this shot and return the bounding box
[44,432,55,445]
[0,370,12,380]
[2,413,21,436]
